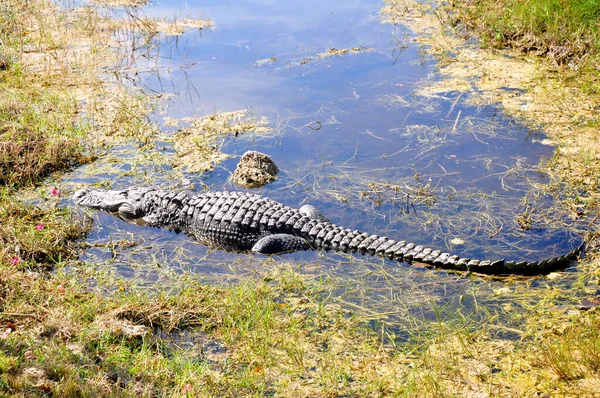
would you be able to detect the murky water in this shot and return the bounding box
[62,0,584,333]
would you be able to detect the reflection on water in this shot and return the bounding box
[64,0,584,331]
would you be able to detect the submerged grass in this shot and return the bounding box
[379,0,600,395]
[382,0,600,246]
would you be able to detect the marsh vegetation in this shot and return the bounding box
[0,0,599,396]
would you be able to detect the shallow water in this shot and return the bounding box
[62,0,584,331]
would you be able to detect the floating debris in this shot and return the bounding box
[318,46,372,58]
[255,57,277,67]
[171,110,272,173]
[140,18,214,36]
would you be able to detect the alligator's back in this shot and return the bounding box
[173,190,310,251]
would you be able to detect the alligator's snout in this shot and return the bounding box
[73,189,90,205]
[73,187,148,219]
[72,188,126,212]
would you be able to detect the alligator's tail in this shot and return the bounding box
[305,224,585,275]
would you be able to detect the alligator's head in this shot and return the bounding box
[73,188,151,219]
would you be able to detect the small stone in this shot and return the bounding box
[450,237,465,245]
[578,297,600,311]
[0,55,8,70]
[546,272,562,280]
[232,151,278,188]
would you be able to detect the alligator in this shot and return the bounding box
[73,187,584,276]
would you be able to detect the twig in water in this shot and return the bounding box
[305,120,322,130]
[452,110,462,132]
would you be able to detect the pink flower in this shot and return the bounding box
[35,224,44,230]
[51,187,58,196]
[0,328,12,339]
[11,257,19,265]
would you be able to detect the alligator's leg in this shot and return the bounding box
[299,205,329,222]
[251,234,313,254]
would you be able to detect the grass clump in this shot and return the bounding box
[0,1,94,266]
[171,110,273,173]
[0,87,87,188]
[451,0,600,66]
[2,261,600,396]
[0,192,88,266]
[0,270,391,396]
[0,2,88,188]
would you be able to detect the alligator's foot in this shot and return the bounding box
[252,234,313,254]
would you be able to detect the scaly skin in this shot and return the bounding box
[73,187,584,275]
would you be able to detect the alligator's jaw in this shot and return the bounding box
[73,188,146,219]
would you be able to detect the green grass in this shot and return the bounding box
[451,0,600,64]
[449,0,600,95]
[0,87,88,188]
[2,259,599,396]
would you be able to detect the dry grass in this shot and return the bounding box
[2,255,600,396]
[0,88,88,188]
[140,17,214,37]
[90,0,149,6]
[171,110,273,173]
